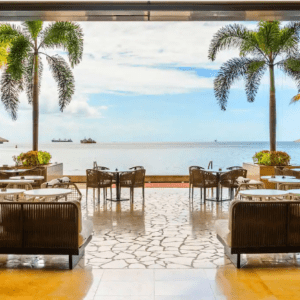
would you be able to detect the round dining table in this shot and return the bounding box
[0,188,26,201]
[10,176,44,180]
[287,189,300,200]
[239,189,289,201]
[0,169,30,176]
[204,169,226,202]
[267,178,300,189]
[24,188,72,201]
[103,170,131,202]
[0,179,34,184]
[261,175,296,180]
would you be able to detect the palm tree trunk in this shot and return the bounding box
[33,39,39,151]
[269,63,276,152]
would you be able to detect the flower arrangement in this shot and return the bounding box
[13,151,52,167]
[253,150,291,166]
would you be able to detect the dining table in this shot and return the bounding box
[239,189,289,201]
[261,175,296,180]
[0,169,31,176]
[0,188,26,201]
[268,178,300,189]
[204,169,226,202]
[24,188,72,201]
[0,179,34,184]
[10,176,44,180]
[104,169,131,202]
[287,189,300,200]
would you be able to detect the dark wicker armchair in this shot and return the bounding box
[189,166,204,200]
[98,170,113,201]
[219,169,247,200]
[86,169,99,201]
[133,168,146,201]
[275,167,300,179]
[119,171,136,201]
[190,168,205,202]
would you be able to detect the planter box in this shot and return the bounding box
[243,162,300,189]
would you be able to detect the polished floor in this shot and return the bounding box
[1,188,300,299]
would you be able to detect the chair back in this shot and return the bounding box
[93,161,109,170]
[220,169,247,187]
[120,171,135,187]
[52,182,82,201]
[86,169,98,188]
[190,168,204,186]
[98,171,113,187]
[129,166,144,170]
[134,169,145,186]
[227,166,242,170]
[0,202,79,249]
[202,171,218,187]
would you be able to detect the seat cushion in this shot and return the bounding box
[215,219,231,247]
[79,219,93,247]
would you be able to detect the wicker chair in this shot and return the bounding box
[98,170,113,202]
[50,182,82,202]
[190,168,205,202]
[119,171,136,201]
[189,166,204,199]
[235,180,265,199]
[129,166,144,170]
[132,168,146,201]
[227,166,242,170]
[220,169,247,200]
[86,169,99,201]
[202,171,219,201]
[0,172,10,188]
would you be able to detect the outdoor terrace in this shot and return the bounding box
[1,187,300,299]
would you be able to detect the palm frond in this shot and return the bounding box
[6,35,32,80]
[41,22,83,67]
[245,60,266,103]
[278,56,300,92]
[274,26,298,57]
[0,67,23,120]
[45,54,75,111]
[23,21,43,39]
[208,24,249,61]
[214,57,250,110]
[0,23,23,44]
[24,54,43,104]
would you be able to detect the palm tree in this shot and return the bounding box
[208,21,300,151]
[0,21,83,151]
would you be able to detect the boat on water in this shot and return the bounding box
[52,138,73,142]
[80,138,96,144]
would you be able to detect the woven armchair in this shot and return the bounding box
[86,169,99,201]
[51,182,82,202]
[98,170,113,201]
[189,166,204,200]
[220,169,247,200]
[119,171,136,201]
[133,168,146,201]
[190,168,205,202]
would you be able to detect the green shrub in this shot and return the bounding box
[253,150,290,166]
[15,150,52,166]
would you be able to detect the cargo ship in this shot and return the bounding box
[52,138,73,142]
[80,138,96,144]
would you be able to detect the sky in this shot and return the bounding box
[1,21,300,143]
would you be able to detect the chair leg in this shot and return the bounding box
[204,188,206,203]
[86,187,88,202]
[192,186,194,201]
[110,186,112,199]
[142,186,145,203]
[189,183,191,199]
[132,188,134,203]
[200,188,202,202]
[98,188,100,203]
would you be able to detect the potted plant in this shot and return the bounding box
[252,150,291,166]
[13,151,52,167]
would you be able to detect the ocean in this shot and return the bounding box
[0,142,300,175]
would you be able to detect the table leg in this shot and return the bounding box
[216,173,220,201]
[106,172,129,202]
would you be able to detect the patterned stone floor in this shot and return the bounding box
[1,187,300,271]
